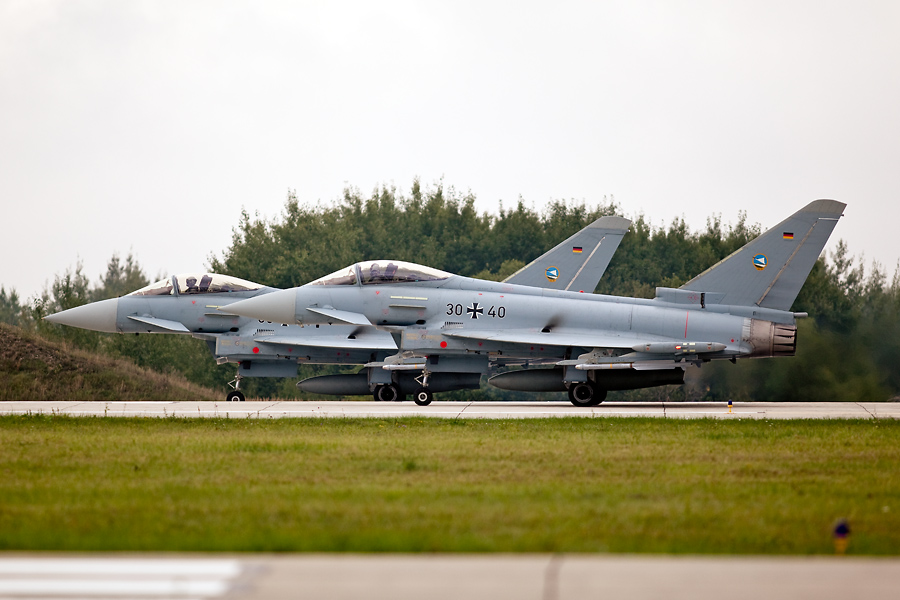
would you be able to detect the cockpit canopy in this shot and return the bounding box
[309,260,452,286]
[127,273,264,296]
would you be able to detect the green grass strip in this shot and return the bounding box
[1,415,898,554]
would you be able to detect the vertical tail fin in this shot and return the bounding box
[680,200,845,310]
[504,215,631,292]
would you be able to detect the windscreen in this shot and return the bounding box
[309,266,358,286]
[357,260,450,285]
[175,273,263,294]
[127,277,174,296]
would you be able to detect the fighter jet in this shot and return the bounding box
[42,272,395,401]
[44,215,631,402]
[223,200,845,406]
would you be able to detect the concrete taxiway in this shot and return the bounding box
[1,555,898,600]
[0,400,898,419]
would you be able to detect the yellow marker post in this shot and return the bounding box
[833,519,850,555]
[834,537,848,554]
[728,400,733,414]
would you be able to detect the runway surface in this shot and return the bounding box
[1,400,898,419]
[0,554,898,600]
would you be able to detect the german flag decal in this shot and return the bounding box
[783,232,794,240]
[572,246,583,253]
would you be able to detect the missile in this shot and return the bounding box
[632,341,726,354]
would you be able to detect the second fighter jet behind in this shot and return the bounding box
[224,200,845,406]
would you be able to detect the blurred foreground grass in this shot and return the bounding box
[1,415,898,554]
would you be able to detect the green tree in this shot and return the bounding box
[92,253,148,300]
[0,286,22,326]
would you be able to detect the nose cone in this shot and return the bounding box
[44,298,120,333]
[224,289,297,324]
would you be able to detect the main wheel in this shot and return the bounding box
[414,389,433,406]
[226,390,245,402]
[374,384,400,403]
[568,382,604,407]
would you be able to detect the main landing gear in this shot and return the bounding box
[227,373,246,402]
[374,384,403,403]
[567,382,606,407]
[372,384,433,405]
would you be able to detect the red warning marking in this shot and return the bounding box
[252,347,260,354]
[684,313,689,338]
[440,341,448,348]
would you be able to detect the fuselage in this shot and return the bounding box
[233,261,799,367]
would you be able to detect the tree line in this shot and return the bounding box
[4,179,897,401]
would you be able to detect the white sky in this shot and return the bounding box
[2,0,899,299]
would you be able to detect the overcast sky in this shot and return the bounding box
[2,0,898,299]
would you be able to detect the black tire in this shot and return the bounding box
[226,390,245,402]
[568,382,604,407]
[414,389,433,406]
[374,384,400,403]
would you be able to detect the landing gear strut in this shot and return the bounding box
[227,373,246,402]
[413,370,433,406]
[568,382,605,407]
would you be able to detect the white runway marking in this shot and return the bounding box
[0,559,240,575]
[0,559,241,600]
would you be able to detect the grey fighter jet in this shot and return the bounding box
[44,216,631,402]
[223,200,845,406]
[43,272,397,401]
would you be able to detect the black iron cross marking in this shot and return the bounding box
[466,302,484,319]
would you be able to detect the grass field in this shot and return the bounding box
[1,415,898,554]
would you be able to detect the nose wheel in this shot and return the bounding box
[414,389,433,406]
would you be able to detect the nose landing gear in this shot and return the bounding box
[413,369,433,405]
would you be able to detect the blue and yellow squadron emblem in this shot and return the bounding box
[753,254,768,271]
[545,266,559,282]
